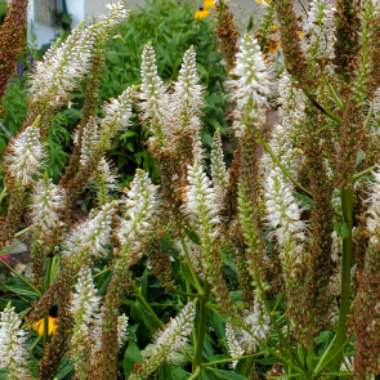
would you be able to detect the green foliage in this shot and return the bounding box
[0,77,28,152]
[0,0,7,24]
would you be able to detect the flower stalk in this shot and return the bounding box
[192,285,210,370]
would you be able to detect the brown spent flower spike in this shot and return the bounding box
[0,0,28,104]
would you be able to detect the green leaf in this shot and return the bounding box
[334,222,350,239]
[0,368,10,380]
[297,345,305,366]
[130,302,158,334]
[207,367,248,380]
[294,192,314,208]
[202,132,213,147]
[208,309,225,339]
[355,150,366,168]
[159,366,190,380]
[4,285,38,299]
[121,130,137,139]
[199,369,212,380]
[126,142,135,152]
[55,358,73,380]
[125,341,144,363]
[123,341,144,378]
[314,330,333,346]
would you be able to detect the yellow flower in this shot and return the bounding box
[203,0,216,9]
[256,0,271,5]
[33,316,58,336]
[194,7,210,20]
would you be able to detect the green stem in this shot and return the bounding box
[202,353,261,367]
[0,186,7,204]
[43,315,49,345]
[14,224,35,237]
[93,265,110,278]
[193,284,210,370]
[188,366,201,380]
[132,283,163,328]
[302,89,342,124]
[30,336,42,351]
[45,256,53,292]
[180,237,204,295]
[237,356,256,377]
[353,164,375,181]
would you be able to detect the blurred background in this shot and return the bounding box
[2,0,257,47]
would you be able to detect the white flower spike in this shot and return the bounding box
[229,34,271,137]
[5,117,45,187]
[63,202,116,265]
[0,304,32,380]
[129,301,196,379]
[30,177,65,241]
[70,267,101,380]
[116,169,158,257]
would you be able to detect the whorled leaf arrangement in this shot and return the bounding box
[0,1,380,379]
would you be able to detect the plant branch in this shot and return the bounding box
[188,366,201,380]
[132,283,164,328]
[202,353,261,367]
[303,89,341,124]
[353,164,376,181]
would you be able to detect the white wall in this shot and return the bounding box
[28,0,60,47]
[26,0,302,48]
[67,0,84,28]
[84,0,106,21]
[27,0,85,47]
